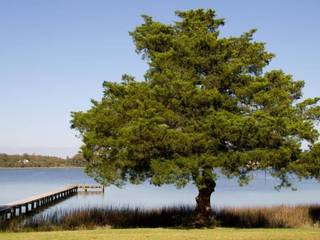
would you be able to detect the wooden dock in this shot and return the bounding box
[78,184,104,192]
[0,184,103,221]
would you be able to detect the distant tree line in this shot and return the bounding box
[0,153,86,167]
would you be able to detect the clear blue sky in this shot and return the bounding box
[0,0,319,157]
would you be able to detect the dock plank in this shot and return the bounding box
[7,185,77,206]
[0,184,103,221]
[0,184,104,221]
[0,185,78,221]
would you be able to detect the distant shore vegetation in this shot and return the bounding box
[0,153,86,168]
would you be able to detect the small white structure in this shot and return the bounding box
[19,159,29,164]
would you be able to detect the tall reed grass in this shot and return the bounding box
[1,204,319,231]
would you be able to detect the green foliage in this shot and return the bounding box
[71,9,320,190]
[0,153,86,168]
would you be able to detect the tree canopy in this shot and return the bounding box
[71,9,320,226]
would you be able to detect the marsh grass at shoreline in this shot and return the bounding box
[1,204,320,232]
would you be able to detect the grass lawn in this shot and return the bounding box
[0,228,320,240]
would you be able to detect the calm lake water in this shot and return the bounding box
[0,168,320,213]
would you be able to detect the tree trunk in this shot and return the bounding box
[194,178,216,227]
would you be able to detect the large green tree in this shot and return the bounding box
[71,9,320,226]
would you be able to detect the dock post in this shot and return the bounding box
[0,185,83,221]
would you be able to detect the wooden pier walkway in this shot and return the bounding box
[0,184,103,221]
